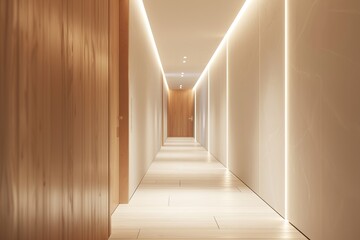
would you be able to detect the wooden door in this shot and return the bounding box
[168,90,194,137]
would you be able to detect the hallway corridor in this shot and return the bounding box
[110,138,305,239]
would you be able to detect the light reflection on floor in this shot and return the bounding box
[110,137,305,239]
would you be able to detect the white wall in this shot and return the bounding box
[209,45,227,166]
[194,0,286,217]
[195,0,360,239]
[228,0,260,192]
[163,79,168,144]
[227,0,286,217]
[129,0,163,198]
[258,0,285,216]
[195,73,208,149]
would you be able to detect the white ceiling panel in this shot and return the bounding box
[143,0,245,89]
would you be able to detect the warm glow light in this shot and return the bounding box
[180,85,183,89]
[194,89,197,141]
[285,0,289,221]
[208,72,211,152]
[183,60,187,63]
[193,0,251,90]
[226,40,229,169]
[183,56,187,59]
[139,0,169,91]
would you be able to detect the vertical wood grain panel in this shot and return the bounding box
[119,0,129,204]
[168,90,194,137]
[0,0,110,239]
[0,0,19,239]
[109,0,120,214]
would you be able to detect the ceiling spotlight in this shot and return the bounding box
[183,60,186,63]
[183,56,187,59]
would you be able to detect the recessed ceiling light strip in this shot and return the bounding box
[193,0,251,90]
[139,0,169,90]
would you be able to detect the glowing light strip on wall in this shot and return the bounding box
[193,0,251,90]
[226,40,229,169]
[208,72,211,153]
[139,0,169,91]
[194,89,197,142]
[285,0,289,221]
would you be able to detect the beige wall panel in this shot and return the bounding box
[129,0,163,199]
[195,73,208,149]
[288,0,360,239]
[163,80,168,144]
[228,0,260,192]
[258,0,285,216]
[321,1,360,238]
[0,0,110,239]
[209,46,227,166]
[288,2,323,237]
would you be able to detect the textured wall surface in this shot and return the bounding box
[0,0,109,239]
[288,0,360,239]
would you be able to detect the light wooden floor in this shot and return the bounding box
[110,138,305,239]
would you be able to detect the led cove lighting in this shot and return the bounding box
[226,40,229,169]
[194,89,197,141]
[193,0,251,90]
[208,72,210,153]
[285,0,289,222]
[138,0,169,90]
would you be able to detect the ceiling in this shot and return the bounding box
[143,0,246,90]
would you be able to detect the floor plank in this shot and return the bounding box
[110,138,305,239]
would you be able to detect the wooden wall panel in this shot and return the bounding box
[168,90,194,137]
[109,0,120,214]
[0,0,110,239]
[119,0,129,204]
